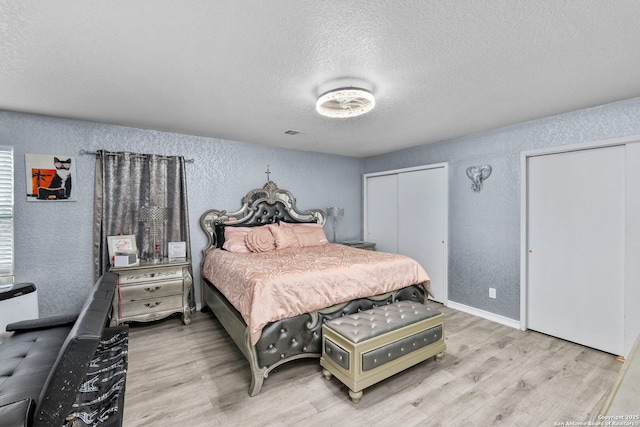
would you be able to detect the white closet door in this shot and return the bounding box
[365,174,398,253]
[398,168,446,302]
[527,146,625,355]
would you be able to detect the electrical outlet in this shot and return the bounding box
[489,287,496,299]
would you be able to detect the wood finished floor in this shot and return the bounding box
[123,303,621,427]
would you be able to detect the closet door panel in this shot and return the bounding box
[527,146,624,355]
[397,168,446,302]
[365,174,398,253]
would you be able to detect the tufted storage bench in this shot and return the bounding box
[320,300,445,403]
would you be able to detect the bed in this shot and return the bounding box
[199,180,432,396]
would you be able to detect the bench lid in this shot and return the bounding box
[325,301,441,343]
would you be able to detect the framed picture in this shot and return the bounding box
[107,235,137,263]
[168,241,187,259]
[25,153,77,202]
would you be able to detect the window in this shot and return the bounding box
[0,146,14,285]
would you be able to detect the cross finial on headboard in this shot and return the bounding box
[265,165,271,182]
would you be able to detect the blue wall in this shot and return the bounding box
[4,97,640,320]
[364,97,640,320]
[2,112,363,316]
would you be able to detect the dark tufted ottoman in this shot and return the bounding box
[320,301,445,403]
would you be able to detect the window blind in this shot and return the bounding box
[0,146,14,284]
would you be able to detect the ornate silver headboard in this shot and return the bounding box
[200,181,327,249]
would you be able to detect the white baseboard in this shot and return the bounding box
[446,300,520,329]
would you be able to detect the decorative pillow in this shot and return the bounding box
[222,227,252,253]
[269,222,301,250]
[245,226,277,252]
[290,223,329,247]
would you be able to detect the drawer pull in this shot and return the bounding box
[144,286,161,293]
[144,302,161,308]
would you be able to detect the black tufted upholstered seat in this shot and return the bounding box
[320,301,445,403]
[0,272,126,427]
[0,327,71,409]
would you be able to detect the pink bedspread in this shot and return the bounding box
[202,243,431,345]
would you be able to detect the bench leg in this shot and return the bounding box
[435,351,444,361]
[349,389,363,404]
[322,369,332,380]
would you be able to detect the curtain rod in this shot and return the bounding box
[79,149,194,163]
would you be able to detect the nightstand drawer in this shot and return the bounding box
[119,279,183,301]
[120,295,183,317]
[118,266,183,284]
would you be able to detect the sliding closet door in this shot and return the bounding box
[398,168,446,302]
[365,164,448,303]
[526,146,624,355]
[365,174,398,253]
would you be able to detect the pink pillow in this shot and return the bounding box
[290,223,329,247]
[245,226,276,252]
[222,227,252,253]
[269,222,300,250]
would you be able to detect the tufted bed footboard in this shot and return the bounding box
[202,278,426,396]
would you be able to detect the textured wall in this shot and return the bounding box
[364,97,640,321]
[3,112,363,316]
[6,97,640,320]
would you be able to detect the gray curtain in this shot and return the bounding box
[92,150,193,307]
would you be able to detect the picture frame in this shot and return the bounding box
[168,241,187,260]
[25,153,78,202]
[107,235,137,264]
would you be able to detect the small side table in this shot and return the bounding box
[339,240,377,251]
[110,258,192,326]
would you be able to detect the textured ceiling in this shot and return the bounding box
[1,1,640,157]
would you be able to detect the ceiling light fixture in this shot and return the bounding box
[315,87,375,118]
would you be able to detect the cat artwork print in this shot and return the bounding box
[25,153,78,202]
